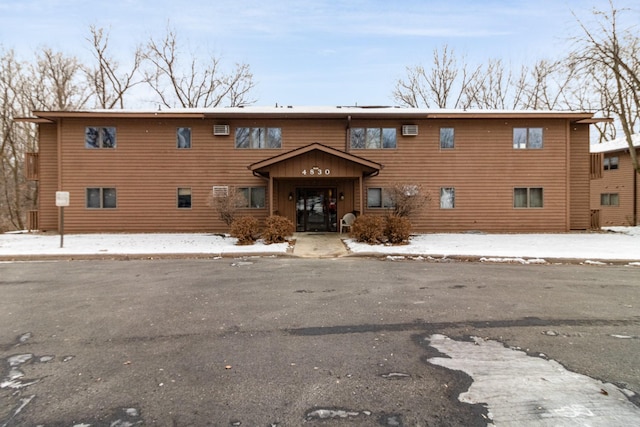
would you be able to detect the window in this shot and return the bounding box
[440,188,455,209]
[513,128,543,149]
[514,187,543,208]
[235,127,282,149]
[367,188,395,208]
[350,128,396,149]
[440,128,455,149]
[177,188,192,208]
[86,188,117,209]
[177,127,191,148]
[600,193,619,206]
[238,187,266,208]
[85,127,116,149]
[604,156,619,171]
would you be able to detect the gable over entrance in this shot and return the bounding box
[248,143,383,226]
[248,142,382,178]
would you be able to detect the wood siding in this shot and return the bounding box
[34,114,593,233]
[38,124,58,231]
[590,148,640,226]
[569,124,591,230]
[352,118,573,232]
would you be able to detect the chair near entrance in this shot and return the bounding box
[340,212,356,234]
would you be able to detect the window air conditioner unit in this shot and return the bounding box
[212,186,229,197]
[402,125,418,136]
[213,124,230,136]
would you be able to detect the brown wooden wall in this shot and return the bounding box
[38,124,59,231]
[350,117,574,232]
[35,115,591,233]
[590,148,640,226]
[569,123,591,230]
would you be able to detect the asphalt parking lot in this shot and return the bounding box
[1,257,639,426]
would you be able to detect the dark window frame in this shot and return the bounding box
[366,187,396,209]
[350,127,397,149]
[237,186,267,209]
[440,187,455,209]
[603,156,619,171]
[600,193,619,206]
[177,127,192,149]
[85,127,117,149]
[440,127,455,150]
[513,187,544,208]
[513,127,543,150]
[177,188,192,208]
[86,187,117,209]
[235,127,282,149]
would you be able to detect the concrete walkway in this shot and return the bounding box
[291,232,349,258]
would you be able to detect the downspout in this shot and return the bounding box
[345,115,351,152]
[57,119,63,232]
[634,164,638,225]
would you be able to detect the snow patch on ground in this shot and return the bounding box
[1,227,639,262]
[427,334,640,426]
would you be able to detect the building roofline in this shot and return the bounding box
[591,134,640,154]
[23,106,603,122]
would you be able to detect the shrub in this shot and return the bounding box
[385,183,431,218]
[351,215,384,244]
[230,216,260,245]
[384,215,412,244]
[262,215,295,244]
[208,187,247,227]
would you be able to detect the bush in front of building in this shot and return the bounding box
[351,214,385,244]
[262,215,295,244]
[384,214,412,244]
[230,216,260,245]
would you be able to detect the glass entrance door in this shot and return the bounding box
[296,188,337,232]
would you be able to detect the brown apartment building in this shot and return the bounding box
[23,106,605,234]
[590,134,640,227]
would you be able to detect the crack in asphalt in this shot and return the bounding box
[285,316,640,336]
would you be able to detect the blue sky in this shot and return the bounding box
[0,0,637,107]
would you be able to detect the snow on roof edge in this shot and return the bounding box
[35,105,598,116]
[590,134,640,153]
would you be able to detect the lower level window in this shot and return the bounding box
[178,188,192,208]
[367,188,395,208]
[238,187,266,208]
[86,187,117,209]
[514,187,543,208]
[600,193,619,206]
[440,187,455,209]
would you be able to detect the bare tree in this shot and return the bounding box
[29,48,91,110]
[570,0,640,172]
[385,183,431,218]
[208,187,247,228]
[393,45,482,109]
[0,49,38,230]
[393,45,577,112]
[85,25,144,109]
[0,46,91,231]
[515,59,578,110]
[142,27,256,108]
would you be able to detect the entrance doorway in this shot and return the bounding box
[296,188,337,232]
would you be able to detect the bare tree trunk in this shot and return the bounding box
[571,0,640,171]
[142,26,256,108]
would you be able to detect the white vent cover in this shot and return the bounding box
[402,125,419,136]
[213,124,230,136]
[212,186,229,197]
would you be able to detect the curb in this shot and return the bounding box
[1,252,639,265]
